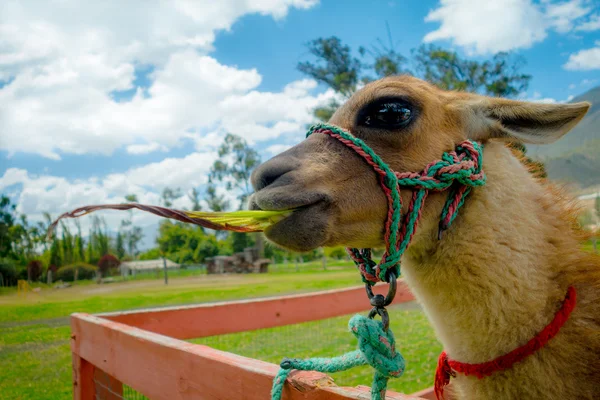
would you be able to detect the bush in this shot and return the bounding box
[325,247,348,260]
[0,259,18,286]
[57,263,98,282]
[27,260,43,281]
[98,254,120,277]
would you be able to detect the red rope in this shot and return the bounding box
[434,286,577,399]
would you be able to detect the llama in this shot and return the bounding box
[249,75,600,399]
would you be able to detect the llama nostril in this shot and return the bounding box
[252,157,300,192]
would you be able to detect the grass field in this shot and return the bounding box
[0,262,440,400]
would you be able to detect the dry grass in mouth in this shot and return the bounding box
[47,203,290,238]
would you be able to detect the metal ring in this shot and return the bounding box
[368,306,390,332]
[364,272,397,306]
[384,272,397,306]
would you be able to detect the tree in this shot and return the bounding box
[155,221,222,264]
[298,36,362,97]
[412,45,530,97]
[115,232,125,259]
[0,195,17,258]
[121,194,143,258]
[188,188,202,211]
[98,254,120,277]
[210,134,261,209]
[49,239,62,268]
[161,187,181,208]
[359,22,408,82]
[205,182,230,212]
[298,36,532,122]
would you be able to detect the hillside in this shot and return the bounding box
[527,85,600,189]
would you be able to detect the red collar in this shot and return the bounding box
[434,286,577,400]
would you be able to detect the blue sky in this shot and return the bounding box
[1,0,599,239]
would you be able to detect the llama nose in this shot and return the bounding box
[251,156,300,192]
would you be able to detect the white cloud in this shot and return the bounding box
[0,0,325,159]
[126,142,168,155]
[545,0,591,33]
[0,149,219,231]
[564,42,600,70]
[424,0,547,54]
[423,0,595,55]
[266,144,293,155]
[575,13,600,31]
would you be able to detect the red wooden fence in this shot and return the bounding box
[71,279,436,399]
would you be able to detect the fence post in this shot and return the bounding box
[72,354,95,400]
[163,257,168,285]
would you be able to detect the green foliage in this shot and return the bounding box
[209,133,261,209]
[298,36,362,97]
[115,232,125,259]
[231,231,251,253]
[413,45,530,97]
[205,182,230,212]
[188,188,202,211]
[0,258,18,286]
[120,193,144,258]
[0,195,17,258]
[49,238,62,267]
[56,263,97,282]
[156,221,225,264]
[161,187,182,207]
[139,247,162,260]
[324,246,347,260]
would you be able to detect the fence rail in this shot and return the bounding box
[71,280,436,400]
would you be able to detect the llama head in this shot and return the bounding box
[249,75,589,252]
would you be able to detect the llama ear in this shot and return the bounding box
[460,98,590,144]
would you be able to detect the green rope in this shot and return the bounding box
[271,315,405,400]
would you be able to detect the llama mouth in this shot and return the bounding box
[248,189,330,213]
[248,191,331,251]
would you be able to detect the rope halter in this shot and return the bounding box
[272,124,486,400]
[306,123,486,285]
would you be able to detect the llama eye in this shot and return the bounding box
[360,101,413,129]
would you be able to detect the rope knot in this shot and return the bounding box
[349,315,405,380]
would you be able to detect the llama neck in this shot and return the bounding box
[402,141,575,363]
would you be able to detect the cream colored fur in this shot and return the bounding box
[403,142,600,399]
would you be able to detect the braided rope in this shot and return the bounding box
[271,315,405,400]
[306,123,486,284]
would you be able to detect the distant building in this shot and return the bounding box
[120,259,180,275]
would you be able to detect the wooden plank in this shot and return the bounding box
[102,281,415,339]
[410,387,436,400]
[71,313,426,400]
[71,353,94,400]
[93,368,124,400]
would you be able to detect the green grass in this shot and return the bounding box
[0,263,438,399]
[194,305,441,395]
